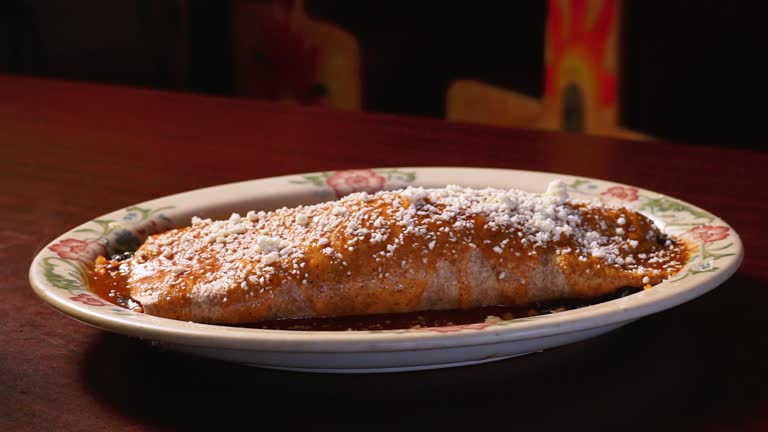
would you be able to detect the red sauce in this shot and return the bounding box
[90,256,142,312]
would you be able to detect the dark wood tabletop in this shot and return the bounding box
[2,74,767,431]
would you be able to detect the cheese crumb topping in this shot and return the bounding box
[135,180,684,301]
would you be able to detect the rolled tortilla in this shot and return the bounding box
[119,181,688,324]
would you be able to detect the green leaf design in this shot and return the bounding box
[708,252,735,260]
[110,308,135,316]
[639,197,714,223]
[699,243,736,261]
[124,206,174,220]
[566,179,592,193]
[72,228,101,235]
[378,169,417,183]
[125,207,151,219]
[73,219,115,239]
[290,174,327,186]
[690,267,719,275]
[669,272,691,283]
[709,242,733,252]
[42,257,87,293]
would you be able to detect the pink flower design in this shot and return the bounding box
[601,186,639,202]
[326,169,386,198]
[49,239,103,261]
[424,322,495,333]
[70,293,107,306]
[683,225,730,244]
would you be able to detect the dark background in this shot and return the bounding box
[1,1,765,149]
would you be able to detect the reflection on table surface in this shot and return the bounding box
[2,75,766,430]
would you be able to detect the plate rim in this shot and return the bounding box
[29,166,744,353]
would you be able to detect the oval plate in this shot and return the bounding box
[29,167,743,373]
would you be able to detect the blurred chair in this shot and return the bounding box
[231,0,361,110]
[446,0,646,140]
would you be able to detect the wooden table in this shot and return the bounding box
[2,75,767,431]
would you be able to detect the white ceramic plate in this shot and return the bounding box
[30,167,743,373]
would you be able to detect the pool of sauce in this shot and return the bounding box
[89,255,641,331]
[90,254,142,312]
[243,287,641,330]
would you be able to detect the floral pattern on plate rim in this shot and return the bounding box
[290,168,416,198]
[38,172,737,332]
[565,179,735,284]
[41,206,174,316]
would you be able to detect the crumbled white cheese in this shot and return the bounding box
[162,180,682,301]
[262,251,279,265]
[295,213,309,226]
[543,179,569,206]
